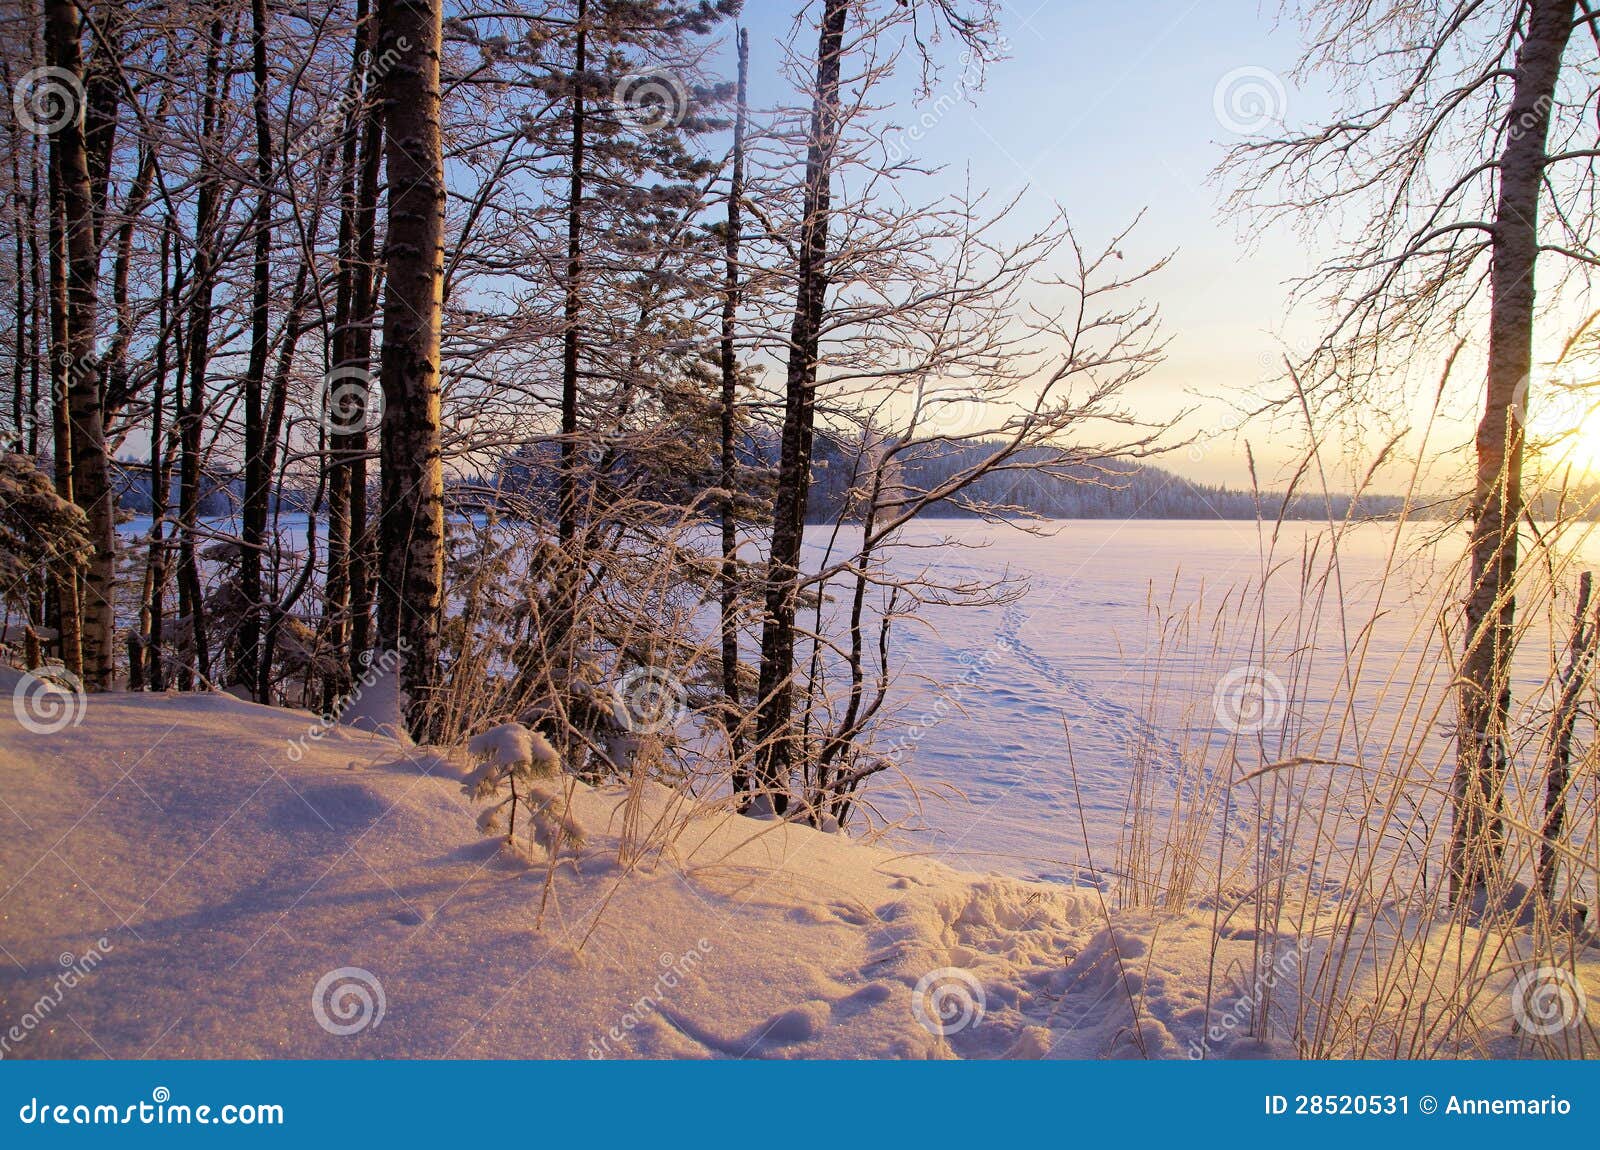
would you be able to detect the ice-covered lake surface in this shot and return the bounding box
[823,517,1600,884]
[122,513,1600,886]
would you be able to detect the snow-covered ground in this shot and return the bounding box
[2,671,1594,1059]
[0,679,1236,1059]
[7,516,1592,1059]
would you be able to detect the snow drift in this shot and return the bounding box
[1,680,1592,1058]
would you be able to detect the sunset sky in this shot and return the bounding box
[735,1,1500,493]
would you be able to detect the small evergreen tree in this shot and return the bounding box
[466,721,586,859]
[0,452,91,653]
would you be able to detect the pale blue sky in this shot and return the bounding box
[731,1,1363,488]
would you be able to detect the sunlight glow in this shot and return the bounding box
[1528,381,1600,479]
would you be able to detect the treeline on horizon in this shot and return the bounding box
[110,436,1600,523]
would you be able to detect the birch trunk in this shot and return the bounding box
[375,0,447,741]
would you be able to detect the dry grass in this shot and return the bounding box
[1108,461,1600,1058]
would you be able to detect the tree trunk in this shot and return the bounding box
[1538,571,1596,898]
[322,128,358,710]
[347,40,386,681]
[45,135,80,676]
[721,26,748,778]
[26,133,44,458]
[1450,0,1576,901]
[752,0,849,812]
[81,3,124,253]
[255,253,315,696]
[560,0,587,556]
[375,0,447,741]
[324,0,383,708]
[8,139,29,447]
[102,139,158,423]
[553,0,588,671]
[178,12,228,690]
[146,222,177,691]
[45,0,114,689]
[237,0,274,699]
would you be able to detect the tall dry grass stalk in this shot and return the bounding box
[1109,429,1600,1058]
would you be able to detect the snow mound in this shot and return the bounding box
[468,721,559,770]
[0,690,1107,1058]
[334,652,410,741]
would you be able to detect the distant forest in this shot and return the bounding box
[115,437,1600,523]
[491,435,1420,523]
[800,440,1408,522]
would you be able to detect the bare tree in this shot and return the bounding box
[324,0,385,708]
[1219,0,1596,899]
[719,25,749,776]
[236,0,275,697]
[750,0,850,813]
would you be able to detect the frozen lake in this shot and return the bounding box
[841,518,1600,885]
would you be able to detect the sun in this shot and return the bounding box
[1526,383,1600,479]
